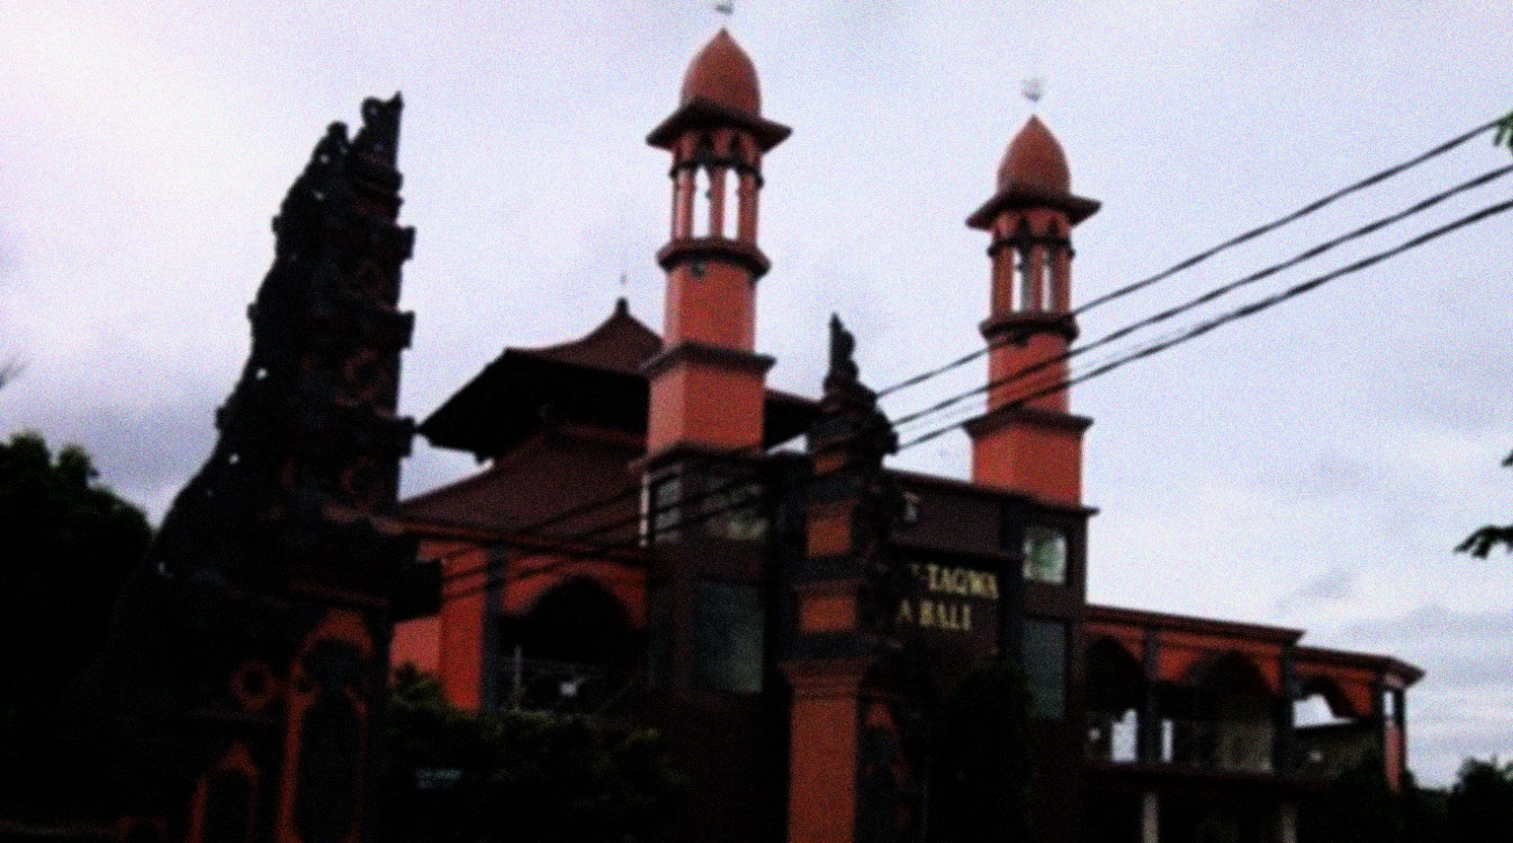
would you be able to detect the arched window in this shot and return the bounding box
[496,577,635,713]
[690,134,718,236]
[1293,676,1365,776]
[1179,653,1276,772]
[1086,637,1142,762]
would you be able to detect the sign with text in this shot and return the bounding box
[894,561,1000,651]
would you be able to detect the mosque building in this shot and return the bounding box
[393,29,1421,843]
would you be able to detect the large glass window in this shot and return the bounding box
[646,474,682,544]
[1022,525,1068,585]
[646,470,768,543]
[1023,618,1067,719]
[693,581,763,693]
[703,478,767,541]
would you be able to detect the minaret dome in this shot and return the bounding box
[997,115,1071,195]
[680,28,762,115]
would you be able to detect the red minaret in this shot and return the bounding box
[964,116,1100,505]
[643,29,790,459]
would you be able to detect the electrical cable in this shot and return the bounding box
[1072,118,1503,316]
[437,446,778,581]
[439,175,1513,590]
[432,423,787,576]
[874,117,1504,400]
[440,187,1513,603]
[438,466,787,603]
[428,119,1512,598]
[886,163,1513,433]
[895,194,1513,451]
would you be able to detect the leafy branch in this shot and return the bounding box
[1495,109,1513,153]
[1457,450,1513,557]
[1456,113,1513,558]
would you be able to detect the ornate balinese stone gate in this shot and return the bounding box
[79,96,433,843]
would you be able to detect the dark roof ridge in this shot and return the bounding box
[528,296,663,374]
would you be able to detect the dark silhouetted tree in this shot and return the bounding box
[1458,450,1513,557]
[0,431,152,809]
[1496,111,1513,153]
[1326,753,1406,842]
[1448,756,1513,842]
[1402,771,1451,843]
[1460,120,1513,557]
[378,667,684,843]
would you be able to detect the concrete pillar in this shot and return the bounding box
[1279,801,1298,843]
[1274,644,1297,774]
[1141,791,1159,843]
[1137,629,1162,763]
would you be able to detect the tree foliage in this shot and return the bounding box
[1458,450,1513,557]
[0,358,20,390]
[0,432,151,792]
[378,667,685,843]
[1314,759,1456,843]
[1495,110,1513,154]
[1449,757,1513,843]
[1326,754,1409,842]
[1461,117,1513,557]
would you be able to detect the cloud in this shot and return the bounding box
[1276,567,1356,612]
[1337,605,1513,785]
[1347,604,1513,645]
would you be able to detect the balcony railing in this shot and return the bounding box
[1087,712,1274,773]
[495,657,637,717]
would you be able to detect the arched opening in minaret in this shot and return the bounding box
[1007,221,1041,312]
[1015,243,1046,311]
[708,164,729,237]
[728,137,757,242]
[1044,241,1068,312]
[694,165,713,237]
[672,166,695,239]
[690,133,717,237]
[733,169,753,241]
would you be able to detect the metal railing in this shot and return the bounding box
[495,655,638,716]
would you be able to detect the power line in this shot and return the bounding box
[438,189,1513,603]
[437,465,788,604]
[426,118,1511,596]
[437,447,777,582]
[878,342,993,399]
[895,194,1513,451]
[887,163,1513,434]
[503,477,644,536]
[437,166,1513,587]
[874,117,1505,400]
[431,431,779,573]
[1075,118,1503,315]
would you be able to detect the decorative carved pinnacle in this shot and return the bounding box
[816,315,897,464]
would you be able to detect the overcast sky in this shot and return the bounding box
[3,1,1511,786]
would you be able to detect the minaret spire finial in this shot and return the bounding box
[1020,76,1045,105]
